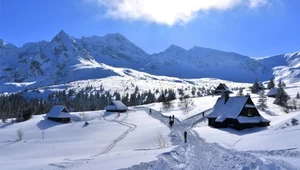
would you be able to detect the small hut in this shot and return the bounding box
[104,100,128,112]
[46,105,72,123]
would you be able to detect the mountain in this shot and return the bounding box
[0,30,120,87]
[258,52,300,83]
[0,30,299,91]
[148,45,271,82]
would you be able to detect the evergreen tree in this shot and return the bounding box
[267,78,275,89]
[251,81,260,93]
[257,89,268,111]
[278,79,283,88]
[274,86,290,107]
[236,88,244,96]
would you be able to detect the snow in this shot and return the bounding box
[1,82,300,169]
[0,109,171,170]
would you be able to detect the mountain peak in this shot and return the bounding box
[165,44,187,52]
[52,30,74,43]
[58,29,68,37]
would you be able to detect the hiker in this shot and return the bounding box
[172,115,175,121]
[169,115,172,122]
[149,109,152,114]
[169,120,174,128]
[202,112,204,117]
[184,131,187,143]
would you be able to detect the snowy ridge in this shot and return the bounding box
[1,30,300,92]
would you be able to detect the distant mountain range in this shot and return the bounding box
[1,30,299,89]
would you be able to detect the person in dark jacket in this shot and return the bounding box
[184,131,187,143]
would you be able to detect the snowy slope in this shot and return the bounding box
[258,52,300,83]
[0,109,171,170]
[149,45,271,82]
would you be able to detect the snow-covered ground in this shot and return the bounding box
[1,81,300,169]
[0,109,171,170]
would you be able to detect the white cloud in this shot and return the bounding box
[249,0,269,8]
[92,0,270,26]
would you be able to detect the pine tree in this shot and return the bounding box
[278,79,283,88]
[257,89,268,111]
[267,78,275,89]
[236,88,244,96]
[274,86,290,107]
[251,81,260,93]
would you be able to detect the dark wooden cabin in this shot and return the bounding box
[46,105,72,123]
[207,93,270,130]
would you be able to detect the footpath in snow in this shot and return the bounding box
[122,107,299,170]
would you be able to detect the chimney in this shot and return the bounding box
[224,92,230,104]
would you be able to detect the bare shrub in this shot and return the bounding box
[162,101,174,111]
[17,128,24,141]
[291,99,298,110]
[79,112,87,121]
[152,132,170,149]
[178,95,195,114]
[80,112,89,125]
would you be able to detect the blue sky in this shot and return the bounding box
[0,0,299,57]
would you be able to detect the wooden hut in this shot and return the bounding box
[104,100,128,112]
[207,94,270,130]
[46,105,72,123]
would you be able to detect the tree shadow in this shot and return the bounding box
[0,122,14,129]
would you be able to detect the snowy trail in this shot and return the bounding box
[49,112,136,170]
[122,108,299,170]
[93,113,137,156]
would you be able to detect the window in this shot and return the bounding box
[248,109,252,116]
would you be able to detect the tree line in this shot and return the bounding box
[0,86,179,123]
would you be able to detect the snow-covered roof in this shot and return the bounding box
[214,96,249,122]
[104,100,128,111]
[207,96,248,120]
[46,105,72,118]
[237,116,270,123]
[267,88,278,96]
[207,96,270,123]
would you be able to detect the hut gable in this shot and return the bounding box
[207,95,270,130]
[104,100,128,112]
[214,83,233,94]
